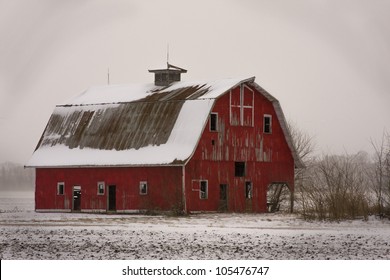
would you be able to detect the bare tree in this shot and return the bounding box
[286,121,316,213]
[288,123,390,220]
[369,131,390,215]
[287,120,316,164]
[300,153,370,220]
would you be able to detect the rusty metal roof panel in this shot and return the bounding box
[38,101,185,150]
[27,97,216,167]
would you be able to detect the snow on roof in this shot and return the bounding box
[27,78,249,167]
[63,77,252,106]
[27,76,303,168]
[61,83,160,105]
[27,99,214,167]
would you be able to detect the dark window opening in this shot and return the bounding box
[97,182,105,195]
[140,181,148,195]
[210,113,218,131]
[264,115,272,134]
[57,182,64,195]
[200,180,208,199]
[235,162,246,177]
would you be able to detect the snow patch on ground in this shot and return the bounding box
[0,191,389,260]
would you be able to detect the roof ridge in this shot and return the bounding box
[61,77,255,106]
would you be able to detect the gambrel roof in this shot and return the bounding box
[27,77,303,168]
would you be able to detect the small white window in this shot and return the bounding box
[57,182,65,195]
[97,182,105,195]
[140,181,148,195]
[210,113,218,132]
[200,180,208,199]
[264,114,272,134]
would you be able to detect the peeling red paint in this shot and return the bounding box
[184,84,294,212]
[34,82,295,214]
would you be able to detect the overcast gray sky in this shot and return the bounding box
[1,0,389,164]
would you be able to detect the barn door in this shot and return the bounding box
[73,186,81,211]
[219,184,228,212]
[108,185,116,211]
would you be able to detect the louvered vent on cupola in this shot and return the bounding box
[148,63,187,86]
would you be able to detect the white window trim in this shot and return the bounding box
[245,182,253,199]
[229,88,241,125]
[210,112,218,132]
[264,114,272,134]
[199,180,208,199]
[243,84,254,127]
[97,181,105,195]
[229,85,254,126]
[57,182,65,195]
[139,181,148,195]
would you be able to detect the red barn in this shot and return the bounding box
[27,65,302,213]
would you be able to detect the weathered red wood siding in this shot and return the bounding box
[35,166,182,212]
[184,84,294,213]
[34,82,294,214]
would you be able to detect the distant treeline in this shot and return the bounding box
[288,121,390,220]
[0,162,34,191]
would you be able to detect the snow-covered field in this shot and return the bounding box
[1,191,389,260]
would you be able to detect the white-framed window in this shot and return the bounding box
[245,181,252,199]
[57,182,65,195]
[139,181,148,195]
[200,180,208,199]
[97,182,105,195]
[263,114,272,134]
[210,113,218,132]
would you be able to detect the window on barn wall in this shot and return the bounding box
[263,114,272,134]
[245,181,252,199]
[235,162,246,177]
[139,181,148,195]
[200,180,208,199]
[97,182,105,195]
[57,182,65,195]
[210,113,218,131]
[230,85,254,126]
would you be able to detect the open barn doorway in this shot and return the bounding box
[219,184,228,211]
[108,185,116,212]
[267,183,293,213]
[72,186,81,212]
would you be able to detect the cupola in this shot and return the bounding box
[148,63,187,86]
